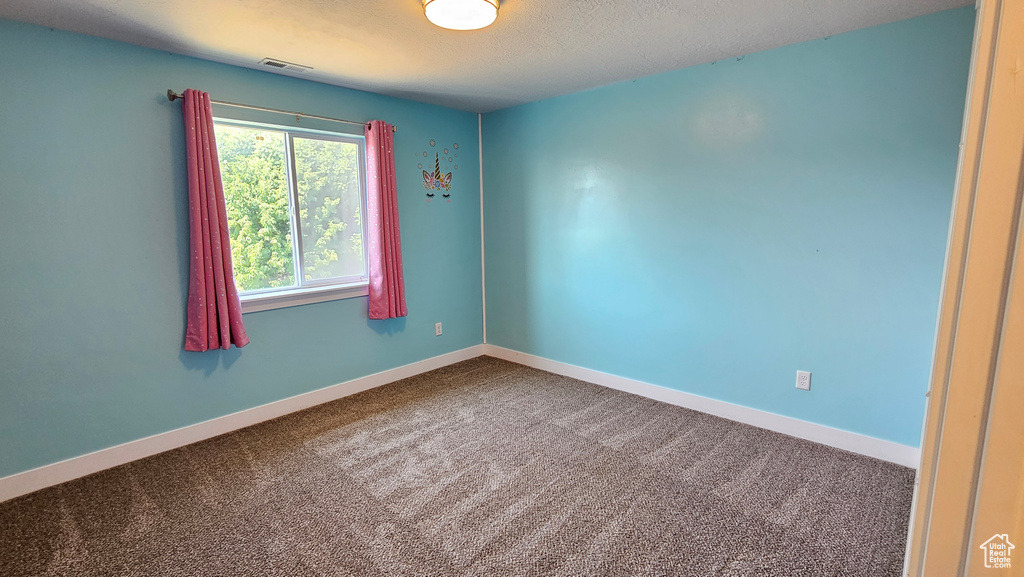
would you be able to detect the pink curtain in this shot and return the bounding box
[365,120,408,319]
[181,89,249,351]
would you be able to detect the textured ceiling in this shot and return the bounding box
[0,0,972,112]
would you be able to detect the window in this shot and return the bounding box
[213,119,369,313]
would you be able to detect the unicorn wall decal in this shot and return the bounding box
[422,153,452,201]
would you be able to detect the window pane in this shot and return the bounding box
[293,137,365,281]
[214,124,295,291]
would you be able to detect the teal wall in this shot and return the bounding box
[0,8,976,478]
[482,8,975,447]
[0,20,482,477]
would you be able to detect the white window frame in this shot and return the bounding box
[213,118,370,313]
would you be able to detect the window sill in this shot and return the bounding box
[240,282,369,314]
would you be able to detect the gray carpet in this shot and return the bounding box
[0,357,915,576]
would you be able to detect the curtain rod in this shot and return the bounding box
[166,90,396,133]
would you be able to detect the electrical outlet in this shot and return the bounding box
[796,370,811,391]
[435,322,443,336]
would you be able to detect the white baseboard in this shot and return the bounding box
[483,345,921,468]
[0,345,486,504]
[0,342,920,503]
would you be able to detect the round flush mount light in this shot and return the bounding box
[423,0,499,31]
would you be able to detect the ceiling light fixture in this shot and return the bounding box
[423,0,499,31]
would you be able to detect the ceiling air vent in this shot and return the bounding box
[257,58,312,73]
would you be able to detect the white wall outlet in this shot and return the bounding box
[796,370,811,391]
[435,322,443,336]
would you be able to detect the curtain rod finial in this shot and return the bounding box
[167,89,180,101]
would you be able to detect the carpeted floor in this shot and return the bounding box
[0,357,916,576]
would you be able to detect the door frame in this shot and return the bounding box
[906,0,1024,574]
